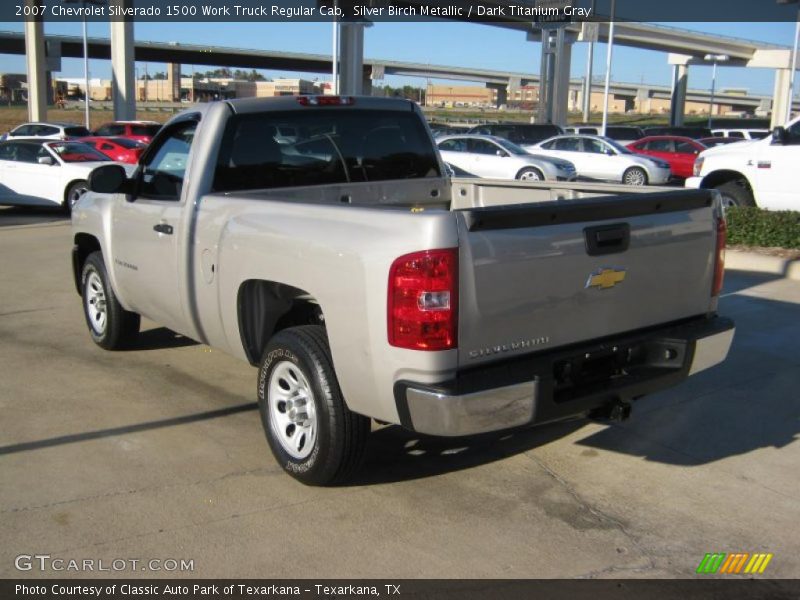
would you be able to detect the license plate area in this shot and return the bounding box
[552,339,687,404]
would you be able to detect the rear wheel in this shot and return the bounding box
[622,167,648,186]
[257,325,369,486]
[64,180,88,214]
[716,180,755,208]
[81,251,140,350]
[516,167,544,182]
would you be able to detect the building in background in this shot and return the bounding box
[425,84,497,108]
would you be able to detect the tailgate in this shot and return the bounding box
[456,190,718,368]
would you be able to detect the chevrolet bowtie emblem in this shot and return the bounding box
[585,268,627,290]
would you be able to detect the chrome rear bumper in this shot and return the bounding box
[395,316,734,437]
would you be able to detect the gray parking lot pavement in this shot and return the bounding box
[1,210,799,579]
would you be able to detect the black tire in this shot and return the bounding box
[257,325,369,486]
[64,180,88,214]
[81,251,140,350]
[516,167,545,182]
[622,167,648,186]
[716,180,755,208]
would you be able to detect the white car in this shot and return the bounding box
[687,120,799,210]
[0,139,127,212]
[711,128,770,141]
[437,134,576,181]
[2,121,91,141]
[529,134,672,185]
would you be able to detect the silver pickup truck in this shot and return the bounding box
[71,96,734,485]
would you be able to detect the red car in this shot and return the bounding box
[81,136,146,164]
[626,136,707,179]
[93,121,162,144]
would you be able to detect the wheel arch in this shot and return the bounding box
[700,169,754,194]
[72,232,101,295]
[515,165,545,180]
[237,279,325,366]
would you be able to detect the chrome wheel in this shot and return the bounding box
[623,168,647,186]
[719,194,739,209]
[67,183,88,209]
[268,361,317,460]
[518,168,543,181]
[84,271,107,335]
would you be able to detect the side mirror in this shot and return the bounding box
[37,156,54,166]
[771,126,788,145]
[606,148,615,156]
[88,164,130,194]
[496,150,507,157]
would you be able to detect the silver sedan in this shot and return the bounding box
[437,134,577,182]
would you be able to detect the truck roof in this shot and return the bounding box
[225,95,418,114]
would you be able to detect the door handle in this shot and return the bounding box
[153,223,173,235]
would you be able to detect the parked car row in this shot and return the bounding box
[0,120,159,213]
[0,139,135,212]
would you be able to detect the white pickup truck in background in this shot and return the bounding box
[686,117,800,210]
[71,96,735,486]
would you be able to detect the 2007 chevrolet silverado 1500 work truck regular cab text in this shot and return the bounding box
[71,96,735,486]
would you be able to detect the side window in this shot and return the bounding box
[554,138,579,151]
[438,139,466,152]
[583,139,607,154]
[539,140,554,150]
[15,143,40,163]
[675,141,698,154]
[0,143,17,160]
[138,121,197,201]
[646,139,673,152]
[785,120,800,144]
[101,143,115,151]
[729,131,745,139]
[469,139,500,155]
[11,125,33,137]
[37,126,59,137]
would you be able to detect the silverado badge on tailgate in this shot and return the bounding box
[585,267,627,290]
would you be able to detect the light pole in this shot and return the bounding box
[63,0,105,130]
[704,54,729,129]
[600,0,616,137]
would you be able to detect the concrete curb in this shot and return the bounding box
[725,249,800,282]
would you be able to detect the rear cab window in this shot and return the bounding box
[213,109,440,192]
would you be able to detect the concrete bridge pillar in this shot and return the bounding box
[669,63,689,126]
[486,83,508,108]
[771,68,791,128]
[110,0,136,120]
[24,0,47,122]
[339,22,365,96]
[534,27,573,127]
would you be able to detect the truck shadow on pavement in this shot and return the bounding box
[122,326,198,351]
[0,206,68,227]
[352,274,800,484]
[350,419,587,486]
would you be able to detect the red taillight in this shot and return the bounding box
[296,95,355,106]
[712,216,727,297]
[388,249,458,351]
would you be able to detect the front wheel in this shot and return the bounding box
[622,167,648,186]
[65,180,88,214]
[716,180,755,208]
[81,251,140,350]
[257,325,370,486]
[516,167,544,182]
